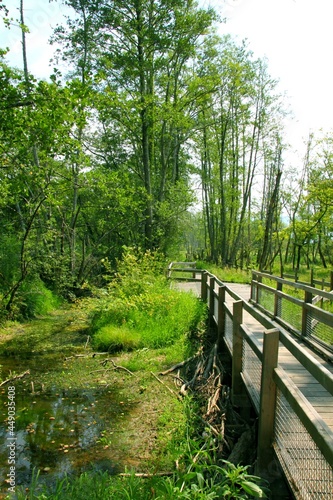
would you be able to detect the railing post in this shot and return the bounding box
[330,270,333,291]
[302,289,312,338]
[209,276,215,327]
[167,262,173,279]
[257,328,279,476]
[201,272,208,303]
[274,281,282,318]
[250,270,255,301]
[256,274,262,304]
[217,285,225,352]
[232,300,244,406]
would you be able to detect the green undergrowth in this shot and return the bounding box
[195,262,251,284]
[2,250,268,499]
[90,250,206,353]
[0,277,63,323]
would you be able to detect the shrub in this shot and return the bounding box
[19,278,62,318]
[92,324,142,352]
[90,249,206,352]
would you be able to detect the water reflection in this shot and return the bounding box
[0,383,129,493]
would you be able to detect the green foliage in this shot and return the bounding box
[91,249,206,352]
[14,277,62,319]
[92,324,142,352]
[0,234,21,290]
[14,435,268,500]
[196,261,251,284]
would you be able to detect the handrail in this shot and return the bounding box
[252,269,333,301]
[251,270,333,357]
[167,261,201,280]
[204,275,333,394]
[274,367,333,467]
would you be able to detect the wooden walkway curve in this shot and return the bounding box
[170,265,333,500]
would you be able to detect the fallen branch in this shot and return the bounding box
[64,352,112,361]
[150,371,179,398]
[119,472,174,478]
[0,370,30,387]
[64,354,87,361]
[203,343,217,379]
[158,355,197,376]
[101,359,134,376]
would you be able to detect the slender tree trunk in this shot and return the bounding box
[259,168,282,271]
[136,3,153,248]
[317,232,327,268]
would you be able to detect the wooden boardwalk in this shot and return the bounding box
[176,279,333,430]
[174,275,333,498]
[228,283,333,430]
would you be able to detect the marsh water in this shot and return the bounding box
[0,309,135,496]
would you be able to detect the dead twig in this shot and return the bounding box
[119,472,174,478]
[150,371,179,398]
[101,359,134,376]
[0,370,30,387]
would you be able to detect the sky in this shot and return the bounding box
[2,0,333,157]
[215,0,333,157]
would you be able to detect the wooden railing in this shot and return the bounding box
[251,270,333,359]
[166,261,200,281]
[283,268,333,290]
[169,264,333,498]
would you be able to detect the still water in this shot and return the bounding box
[0,316,134,496]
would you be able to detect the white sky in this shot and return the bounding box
[2,0,333,157]
[216,0,333,156]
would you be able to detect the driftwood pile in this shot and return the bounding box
[159,342,256,466]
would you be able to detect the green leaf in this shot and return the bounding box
[241,480,266,498]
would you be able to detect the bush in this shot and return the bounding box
[92,324,142,352]
[91,249,206,352]
[19,277,62,318]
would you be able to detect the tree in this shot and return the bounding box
[54,0,217,250]
[194,36,285,267]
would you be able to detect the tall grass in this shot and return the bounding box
[195,261,251,284]
[90,249,206,352]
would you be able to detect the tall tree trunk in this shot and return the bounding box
[136,3,153,248]
[259,169,282,271]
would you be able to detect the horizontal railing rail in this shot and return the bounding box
[283,269,333,290]
[166,261,202,281]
